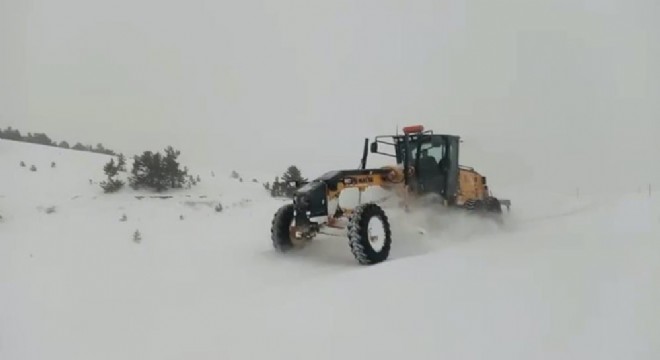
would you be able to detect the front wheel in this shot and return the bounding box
[270,203,304,252]
[347,203,392,265]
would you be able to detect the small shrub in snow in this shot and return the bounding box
[185,175,198,188]
[101,178,124,193]
[230,170,240,179]
[51,161,56,168]
[120,214,127,222]
[45,206,56,214]
[30,165,37,172]
[20,161,25,167]
[179,215,184,220]
[133,230,142,243]
[215,203,223,213]
[252,178,258,183]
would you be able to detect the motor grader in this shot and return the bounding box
[270,125,511,265]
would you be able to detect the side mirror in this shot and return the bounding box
[370,142,378,153]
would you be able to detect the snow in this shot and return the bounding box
[1,138,659,360]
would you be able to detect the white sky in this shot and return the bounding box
[1,0,658,194]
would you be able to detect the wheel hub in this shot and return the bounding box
[367,216,386,252]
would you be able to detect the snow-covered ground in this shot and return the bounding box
[1,139,659,359]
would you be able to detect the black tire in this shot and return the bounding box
[270,203,295,252]
[484,197,502,214]
[347,203,392,265]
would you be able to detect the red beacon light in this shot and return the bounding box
[402,125,424,134]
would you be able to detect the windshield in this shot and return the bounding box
[412,141,445,164]
[396,136,446,165]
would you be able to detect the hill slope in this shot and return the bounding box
[1,139,659,360]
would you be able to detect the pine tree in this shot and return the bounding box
[117,154,127,172]
[162,146,187,189]
[279,165,307,197]
[282,165,306,184]
[270,176,281,197]
[103,158,119,178]
[128,147,190,192]
[100,156,125,193]
[3,127,21,141]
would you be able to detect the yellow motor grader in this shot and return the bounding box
[270,125,510,265]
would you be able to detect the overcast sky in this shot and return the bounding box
[1,0,658,194]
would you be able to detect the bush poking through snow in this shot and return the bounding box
[51,161,56,168]
[215,203,223,213]
[230,170,240,179]
[30,165,37,172]
[185,175,198,188]
[133,230,142,243]
[45,206,56,214]
[120,214,128,222]
[179,215,184,220]
[101,178,124,193]
[20,161,25,167]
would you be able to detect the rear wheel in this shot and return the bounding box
[484,197,502,214]
[347,203,392,265]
